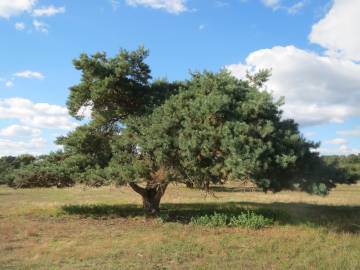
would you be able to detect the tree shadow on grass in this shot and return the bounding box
[61,201,360,233]
[210,186,261,193]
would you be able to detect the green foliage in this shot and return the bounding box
[128,70,342,195]
[246,68,271,88]
[322,154,360,181]
[228,211,274,229]
[67,46,178,128]
[56,124,113,168]
[76,167,111,187]
[56,46,353,203]
[12,161,74,188]
[0,154,36,185]
[190,210,274,229]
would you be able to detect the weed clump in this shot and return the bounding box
[190,210,274,229]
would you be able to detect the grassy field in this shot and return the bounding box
[1,182,360,270]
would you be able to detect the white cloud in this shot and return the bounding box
[15,22,25,30]
[14,70,44,80]
[262,0,280,9]
[5,80,14,87]
[318,145,360,155]
[324,138,347,145]
[310,0,360,62]
[126,0,187,14]
[110,0,120,11]
[0,124,47,157]
[227,46,360,126]
[77,105,92,120]
[316,137,359,155]
[32,5,65,17]
[262,0,306,14]
[0,137,46,156]
[199,24,205,31]
[287,1,306,15]
[338,126,360,137]
[0,124,41,137]
[0,98,77,130]
[0,0,36,18]
[33,19,48,33]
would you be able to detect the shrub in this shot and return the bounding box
[190,210,274,229]
[191,212,229,227]
[0,155,36,186]
[229,211,274,229]
[12,163,74,188]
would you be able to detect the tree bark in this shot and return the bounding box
[129,182,168,215]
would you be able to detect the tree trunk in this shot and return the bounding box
[204,181,210,192]
[185,182,194,188]
[129,182,168,215]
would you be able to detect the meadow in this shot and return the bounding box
[1,182,360,270]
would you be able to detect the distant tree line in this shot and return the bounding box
[322,154,360,182]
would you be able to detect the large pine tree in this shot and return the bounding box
[60,47,351,214]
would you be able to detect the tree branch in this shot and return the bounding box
[129,182,146,196]
[155,183,168,201]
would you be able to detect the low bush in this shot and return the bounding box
[12,163,74,188]
[229,211,274,229]
[190,210,274,229]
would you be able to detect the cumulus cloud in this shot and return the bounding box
[32,5,65,17]
[0,99,77,156]
[0,0,36,18]
[0,98,77,130]
[77,105,93,120]
[324,138,347,145]
[0,124,41,138]
[0,136,48,156]
[319,144,360,156]
[261,0,306,14]
[33,19,48,33]
[262,0,281,9]
[310,0,360,62]
[338,127,360,137]
[15,22,25,30]
[0,124,47,157]
[318,137,359,155]
[287,1,306,15]
[126,0,187,14]
[227,46,360,126]
[14,70,44,80]
[110,0,120,11]
[5,80,14,87]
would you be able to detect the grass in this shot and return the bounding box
[1,182,360,269]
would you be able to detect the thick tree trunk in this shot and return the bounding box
[129,182,168,215]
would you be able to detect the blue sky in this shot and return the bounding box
[0,0,360,156]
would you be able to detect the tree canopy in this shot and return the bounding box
[7,47,354,214]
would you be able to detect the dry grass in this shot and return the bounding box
[1,182,360,269]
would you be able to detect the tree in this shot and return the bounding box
[0,154,36,186]
[11,152,75,188]
[61,47,353,214]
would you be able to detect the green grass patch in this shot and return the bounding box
[189,210,274,229]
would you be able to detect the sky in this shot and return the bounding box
[0,0,360,156]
